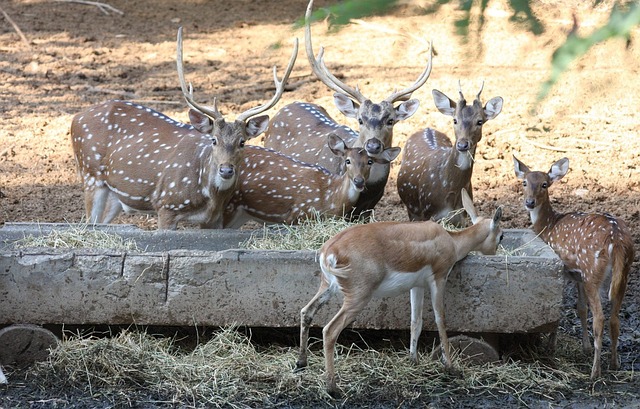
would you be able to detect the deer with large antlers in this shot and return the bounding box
[513,156,634,380]
[397,84,503,226]
[71,28,297,229]
[296,189,503,397]
[263,0,432,219]
[223,134,399,228]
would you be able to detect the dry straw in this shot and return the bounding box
[12,223,140,251]
[23,326,621,407]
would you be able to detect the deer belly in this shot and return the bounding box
[105,181,155,212]
[372,269,429,298]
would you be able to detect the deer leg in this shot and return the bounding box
[86,186,111,223]
[409,286,425,363]
[586,285,604,379]
[157,208,178,230]
[429,274,451,369]
[576,282,592,354]
[296,279,334,370]
[322,295,371,398]
[608,261,629,372]
[101,193,123,224]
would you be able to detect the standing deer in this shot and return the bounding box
[397,83,503,226]
[513,156,634,380]
[223,134,400,228]
[71,28,297,229]
[296,189,503,397]
[264,0,433,219]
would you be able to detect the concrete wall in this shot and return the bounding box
[0,224,564,333]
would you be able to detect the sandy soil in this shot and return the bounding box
[0,0,639,407]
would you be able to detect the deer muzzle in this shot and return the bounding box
[353,176,366,191]
[524,198,536,210]
[364,138,383,156]
[218,164,236,180]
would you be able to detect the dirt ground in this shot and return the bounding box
[0,0,639,407]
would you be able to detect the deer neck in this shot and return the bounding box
[529,199,561,241]
[325,173,361,212]
[451,145,476,171]
[449,223,488,262]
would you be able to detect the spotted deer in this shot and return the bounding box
[397,84,503,226]
[223,134,400,228]
[263,0,433,219]
[70,28,298,229]
[296,188,503,397]
[513,156,634,380]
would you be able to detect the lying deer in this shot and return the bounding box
[397,83,503,225]
[70,28,297,229]
[264,0,432,218]
[296,188,503,396]
[513,156,634,379]
[223,134,400,228]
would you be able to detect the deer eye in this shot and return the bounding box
[542,182,548,189]
[453,118,458,125]
[522,181,527,187]
[358,118,364,125]
[477,120,483,126]
[211,137,218,146]
[367,159,373,165]
[386,119,394,126]
[499,233,504,242]
[239,140,245,148]
[345,158,351,165]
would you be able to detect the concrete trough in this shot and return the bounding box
[0,223,564,334]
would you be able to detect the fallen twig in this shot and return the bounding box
[53,0,124,16]
[0,6,32,49]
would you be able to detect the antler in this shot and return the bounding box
[476,81,485,101]
[176,27,223,120]
[384,40,433,103]
[236,37,299,123]
[305,0,367,103]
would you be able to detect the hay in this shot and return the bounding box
[23,327,624,407]
[12,223,140,251]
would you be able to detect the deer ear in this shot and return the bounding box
[484,97,503,121]
[513,155,530,180]
[492,206,503,226]
[189,109,214,134]
[394,99,420,121]
[333,93,359,118]
[548,157,569,183]
[375,146,401,164]
[244,115,269,139]
[432,89,456,116]
[327,134,347,156]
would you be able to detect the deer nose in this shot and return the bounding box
[353,176,365,191]
[365,139,383,155]
[456,140,470,151]
[219,164,235,180]
[525,198,536,209]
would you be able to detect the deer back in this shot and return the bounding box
[397,85,503,224]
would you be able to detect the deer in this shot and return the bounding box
[397,83,503,226]
[223,134,400,228]
[70,28,297,229]
[296,188,504,397]
[263,0,433,219]
[513,156,634,380]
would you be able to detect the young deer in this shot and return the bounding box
[513,156,634,380]
[297,189,503,397]
[70,28,297,229]
[397,84,503,226]
[223,134,400,228]
[263,0,433,218]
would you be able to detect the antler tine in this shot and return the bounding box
[476,80,485,101]
[385,40,433,103]
[305,0,367,103]
[235,37,299,123]
[458,79,465,101]
[176,27,223,120]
